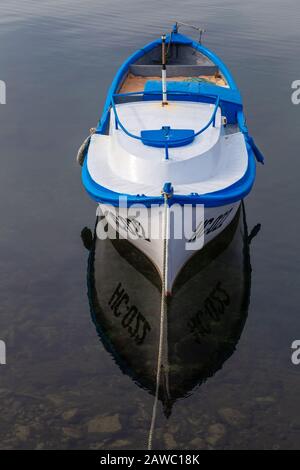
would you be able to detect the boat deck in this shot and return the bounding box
[87,97,248,198]
[112,100,221,162]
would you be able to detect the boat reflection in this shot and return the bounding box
[82,203,260,416]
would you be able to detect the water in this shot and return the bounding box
[0,0,300,450]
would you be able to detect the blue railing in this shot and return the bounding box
[110,91,220,159]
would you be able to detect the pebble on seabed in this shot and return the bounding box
[206,423,226,446]
[87,414,121,434]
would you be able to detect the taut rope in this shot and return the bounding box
[147,191,170,450]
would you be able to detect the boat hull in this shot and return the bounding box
[86,205,252,413]
[97,201,240,294]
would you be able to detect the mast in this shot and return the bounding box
[161,35,168,106]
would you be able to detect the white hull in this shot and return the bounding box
[97,201,240,294]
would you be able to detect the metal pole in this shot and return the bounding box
[161,35,168,106]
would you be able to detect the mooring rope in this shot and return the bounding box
[76,127,96,166]
[147,192,169,450]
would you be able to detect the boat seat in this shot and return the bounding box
[129,64,218,77]
[144,80,199,95]
[141,127,195,148]
[143,80,243,124]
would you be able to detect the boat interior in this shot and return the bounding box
[118,44,228,95]
[86,42,247,196]
[82,28,262,205]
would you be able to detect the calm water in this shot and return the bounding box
[0,0,300,450]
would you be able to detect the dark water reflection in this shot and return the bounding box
[0,0,300,450]
[88,208,251,413]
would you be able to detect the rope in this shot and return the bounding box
[166,29,173,61]
[184,76,211,84]
[76,128,96,166]
[147,192,169,450]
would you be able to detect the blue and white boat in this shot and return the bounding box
[79,22,264,294]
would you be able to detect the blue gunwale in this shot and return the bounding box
[82,147,256,208]
[82,30,260,207]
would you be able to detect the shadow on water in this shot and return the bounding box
[81,203,260,420]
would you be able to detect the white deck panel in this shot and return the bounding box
[87,130,248,197]
[111,101,221,161]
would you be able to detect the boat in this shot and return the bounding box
[78,22,264,294]
[82,203,260,421]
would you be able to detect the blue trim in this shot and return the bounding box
[143,81,242,105]
[237,111,264,164]
[163,182,174,196]
[143,81,242,124]
[82,143,256,208]
[141,127,195,148]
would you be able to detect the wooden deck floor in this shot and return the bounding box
[119,73,227,93]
